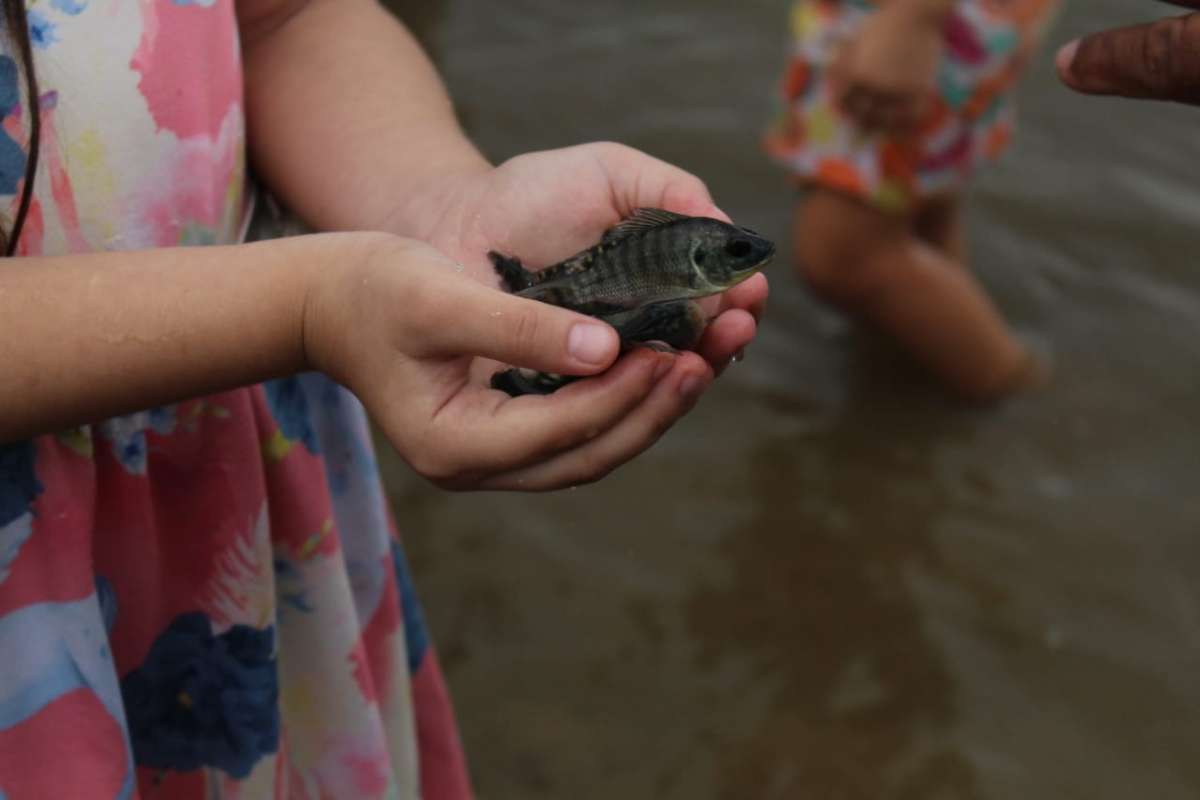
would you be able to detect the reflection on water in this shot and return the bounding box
[687,369,988,800]
[379,0,1200,797]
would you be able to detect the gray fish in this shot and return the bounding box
[488,208,774,395]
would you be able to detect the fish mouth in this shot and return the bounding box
[709,257,772,295]
[729,240,775,285]
[754,240,776,268]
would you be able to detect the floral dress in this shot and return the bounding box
[0,2,471,798]
[765,0,1062,213]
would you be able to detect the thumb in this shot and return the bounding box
[417,277,620,375]
[1057,13,1200,104]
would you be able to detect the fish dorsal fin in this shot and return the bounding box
[601,208,690,246]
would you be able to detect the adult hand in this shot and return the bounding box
[420,142,768,374]
[305,233,705,491]
[1056,1,1200,103]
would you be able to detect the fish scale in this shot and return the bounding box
[487,208,775,395]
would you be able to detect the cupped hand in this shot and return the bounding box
[1056,2,1200,103]
[420,142,768,373]
[304,233,711,491]
[830,3,944,135]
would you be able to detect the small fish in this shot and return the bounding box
[488,208,774,395]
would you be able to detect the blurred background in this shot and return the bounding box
[380,1,1200,797]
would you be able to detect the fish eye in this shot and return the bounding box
[693,248,707,265]
[726,239,752,258]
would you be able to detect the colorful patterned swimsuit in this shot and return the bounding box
[766,0,1062,213]
[0,2,470,798]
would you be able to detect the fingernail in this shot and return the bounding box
[568,323,614,365]
[1055,40,1079,77]
[679,374,705,402]
[653,354,674,381]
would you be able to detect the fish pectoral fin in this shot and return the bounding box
[634,341,683,355]
[603,301,707,352]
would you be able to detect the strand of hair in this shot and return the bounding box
[4,0,41,258]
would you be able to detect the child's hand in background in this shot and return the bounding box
[830,0,946,135]
[305,234,709,491]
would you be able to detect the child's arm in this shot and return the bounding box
[0,236,319,439]
[831,0,955,134]
[893,0,955,26]
[0,233,707,490]
[237,0,765,372]
[238,0,487,242]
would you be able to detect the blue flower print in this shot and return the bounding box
[0,54,15,113]
[0,517,31,585]
[390,540,429,672]
[264,377,320,454]
[95,576,118,634]
[99,408,177,475]
[0,441,41,584]
[273,556,314,618]
[50,0,89,14]
[26,10,58,50]
[0,440,40,528]
[0,56,27,195]
[120,613,280,779]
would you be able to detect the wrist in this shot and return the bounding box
[299,231,418,382]
[379,134,493,242]
[886,0,954,29]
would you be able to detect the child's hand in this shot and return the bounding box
[304,234,710,491]
[416,142,768,374]
[831,2,945,135]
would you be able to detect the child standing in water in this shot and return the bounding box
[767,0,1060,399]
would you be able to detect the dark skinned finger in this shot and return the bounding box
[1057,11,1200,104]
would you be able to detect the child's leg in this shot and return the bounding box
[794,186,1028,400]
[913,194,969,266]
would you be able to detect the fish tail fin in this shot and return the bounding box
[488,251,537,292]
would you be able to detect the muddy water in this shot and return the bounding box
[379,1,1200,797]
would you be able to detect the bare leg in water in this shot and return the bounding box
[913,194,969,265]
[793,187,1038,401]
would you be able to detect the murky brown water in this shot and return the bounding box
[380,1,1200,797]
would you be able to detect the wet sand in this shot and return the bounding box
[380,1,1200,797]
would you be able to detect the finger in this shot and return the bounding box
[424,349,675,484]
[586,141,730,222]
[410,272,619,375]
[843,86,896,132]
[477,353,713,491]
[869,89,921,133]
[718,272,769,322]
[1056,12,1200,103]
[695,271,769,326]
[696,309,757,374]
[858,102,892,133]
[885,99,925,135]
[862,89,919,133]
[839,85,876,126]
